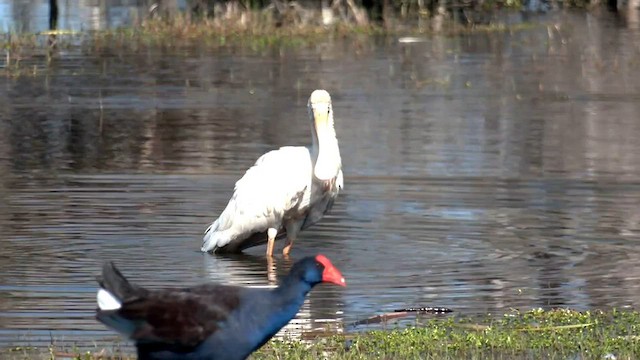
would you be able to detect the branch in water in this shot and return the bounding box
[394,307,453,314]
[350,307,453,327]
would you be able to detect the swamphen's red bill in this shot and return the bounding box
[316,254,346,287]
[95,254,346,360]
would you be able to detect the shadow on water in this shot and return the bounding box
[1,2,640,349]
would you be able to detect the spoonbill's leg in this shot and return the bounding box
[283,221,302,257]
[266,227,277,257]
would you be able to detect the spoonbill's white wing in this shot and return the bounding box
[202,146,313,253]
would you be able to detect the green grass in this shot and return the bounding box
[4,308,640,359]
[254,308,640,359]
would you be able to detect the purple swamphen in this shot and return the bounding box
[95,254,346,360]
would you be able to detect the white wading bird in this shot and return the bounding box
[201,90,343,257]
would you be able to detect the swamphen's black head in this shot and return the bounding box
[289,254,346,287]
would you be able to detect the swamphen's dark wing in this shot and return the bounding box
[97,282,242,349]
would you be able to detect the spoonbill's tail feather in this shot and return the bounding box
[201,222,220,252]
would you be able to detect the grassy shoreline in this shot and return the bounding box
[4,308,640,359]
[0,9,544,51]
[0,11,544,78]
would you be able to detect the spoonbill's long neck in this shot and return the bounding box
[310,103,341,181]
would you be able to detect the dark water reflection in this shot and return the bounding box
[2,9,640,349]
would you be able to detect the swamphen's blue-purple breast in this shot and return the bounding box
[95,255,346,360]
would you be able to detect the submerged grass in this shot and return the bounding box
[4,308,640,359]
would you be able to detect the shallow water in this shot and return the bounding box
[2,6,640,350]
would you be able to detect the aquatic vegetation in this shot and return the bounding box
[4,308,640,359]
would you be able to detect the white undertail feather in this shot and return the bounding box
[97,288,122,310]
